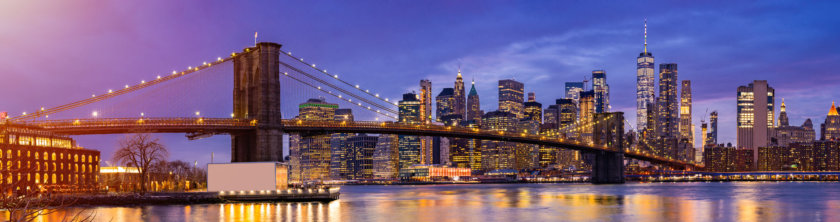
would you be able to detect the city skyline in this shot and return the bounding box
[1,1,840,165]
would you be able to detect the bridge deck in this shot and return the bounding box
[15,118,698,169]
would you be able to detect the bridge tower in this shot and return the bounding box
[231,42,284,162]
[591,112,625,184]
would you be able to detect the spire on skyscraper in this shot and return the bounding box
[781,98,786,112]
[644,18,648,54]
[829,101,839,116]
[469,78,478,96]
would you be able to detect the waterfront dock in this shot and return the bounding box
[68,188,340,206]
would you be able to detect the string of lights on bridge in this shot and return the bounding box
[14,48,399,121]
[275,59,399,117]
[278,69,397,119]
[14,54,235,121]
[278,49,399,106]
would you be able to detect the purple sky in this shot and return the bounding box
[1,1,839,166]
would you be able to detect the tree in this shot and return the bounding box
[112,133,169,194]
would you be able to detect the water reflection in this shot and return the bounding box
[12,182,840,221]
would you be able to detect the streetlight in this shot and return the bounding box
[92,111,99,118]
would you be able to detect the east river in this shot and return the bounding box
[23,182,840,221]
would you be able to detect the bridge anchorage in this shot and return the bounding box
[7,41,702,184]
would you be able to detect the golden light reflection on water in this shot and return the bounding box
[10,183,840,221]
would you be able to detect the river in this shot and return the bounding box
[17,182,840,221]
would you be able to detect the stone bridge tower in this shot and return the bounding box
[231,42,284,162]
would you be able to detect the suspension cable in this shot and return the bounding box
[278,49,397,107]
[10,56,235,122]
[278,60,399,115]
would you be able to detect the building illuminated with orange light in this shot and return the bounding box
[399,165,471,181]
[0,124,100,194]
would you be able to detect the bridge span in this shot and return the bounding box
[21,117,699,170]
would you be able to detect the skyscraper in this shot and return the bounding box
[420,80,433,123]
[565,82,585,103]
[343,134,378,180]
[453,69,466,118]
[578,91,595,142]
[592,70,610,113]
[736,80,774,169]
[774,100,815,146]
[779,98,789,127]
[523,92,542,123]
[436,88,455,122]
[290,98,337,182]
[419,80,433,164]
[467,79,482,124]
[373,134,399,179]
[657,63,680,139]
[558,99,578,131]
[481,110,518,171]
[499,79,525,119]
[679,80,693,142]
[329,108,354,180]
[699,121,707,163]
[637,19,656,131]
[821,102,840,140]
[398,93,422,170]
[543,104,559,127]
[707,111,718,146]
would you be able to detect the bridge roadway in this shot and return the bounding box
[20,117,698,169]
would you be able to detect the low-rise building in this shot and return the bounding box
[1,124,100,194]
[399,165,471,181]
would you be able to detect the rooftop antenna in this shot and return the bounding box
[254,32,258,46]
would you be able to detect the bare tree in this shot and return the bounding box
[112,133,169,194]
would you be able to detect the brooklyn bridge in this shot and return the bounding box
[3,42,700,184]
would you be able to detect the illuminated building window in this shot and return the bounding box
[35,173,39,184]
[52,163,56,172]
[60,153,64,160]
[0,149,3,158]
[74,154,78,162]
[52,153,56,161]
[35,152,39,160]
[52,174,56,183]
[81,155,85,162]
